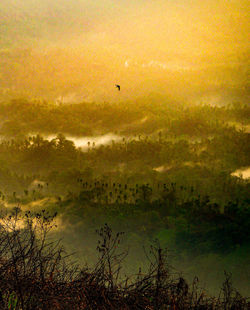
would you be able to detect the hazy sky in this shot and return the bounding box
[0,0,249,102]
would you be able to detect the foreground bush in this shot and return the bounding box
[0,209,248,309]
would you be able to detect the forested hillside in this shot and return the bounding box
[0,99,249,307]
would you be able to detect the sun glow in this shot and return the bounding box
[0,0,248,103]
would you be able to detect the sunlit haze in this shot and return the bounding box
[0,0,249,103]
[0,0,249,303]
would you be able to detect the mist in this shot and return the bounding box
[0,0,249,103]
[0,0,249,306]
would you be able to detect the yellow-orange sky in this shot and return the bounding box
[0,0,249,103]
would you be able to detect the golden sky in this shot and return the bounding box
[0,0,249,102]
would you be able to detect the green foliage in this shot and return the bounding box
[8,292,18,310]
[0,97,249,295]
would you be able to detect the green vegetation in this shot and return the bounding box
[0,211,249,309]
[0,98,249,300]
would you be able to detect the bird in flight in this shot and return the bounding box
[115,84,120,91]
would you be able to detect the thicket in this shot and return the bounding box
[0,98,249,304]
[0,209,249,310]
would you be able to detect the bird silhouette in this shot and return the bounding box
[115,84,120,91]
